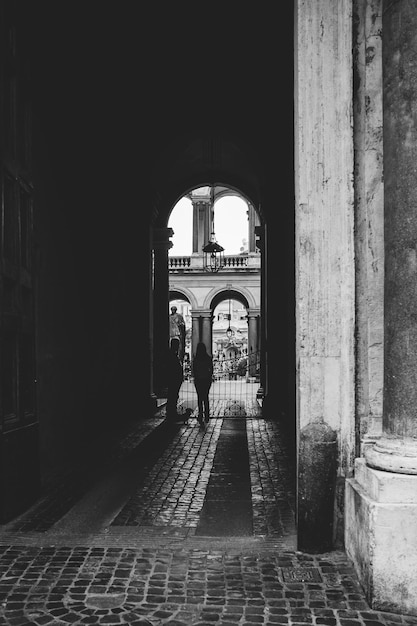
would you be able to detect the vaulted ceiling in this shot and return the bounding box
[25,2,294,228]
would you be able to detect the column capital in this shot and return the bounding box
[365,435,417,474]
[191,198,211,207]
[192,309,212,319]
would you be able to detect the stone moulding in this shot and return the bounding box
[365,436,417,474]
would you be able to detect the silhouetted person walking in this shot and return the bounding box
[166,337,183,421]
[192,342,213,426]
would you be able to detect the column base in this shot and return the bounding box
[365,435,417,474]
[345,458,417,616]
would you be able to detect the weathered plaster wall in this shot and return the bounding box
[295,0,355,548]
[353,0,384,453]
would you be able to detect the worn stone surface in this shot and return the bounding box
[346,1,417,614]
[383,0,417,439]
[346,460,417,616]
[352,0,384,447]
[295,0,355,457]
[295,0,356,549]
[0,542,412,626]
[298,422,338,553]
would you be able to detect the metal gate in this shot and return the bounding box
[178,350,262,418]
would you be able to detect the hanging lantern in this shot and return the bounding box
[226,295,233,337]
[203,236,225,272]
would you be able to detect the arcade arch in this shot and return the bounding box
[165,186,261,360]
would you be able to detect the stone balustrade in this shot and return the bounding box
[169,253,261,271]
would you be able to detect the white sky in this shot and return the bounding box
[168,194,248,256]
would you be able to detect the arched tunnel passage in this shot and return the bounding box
[144,181,297,543]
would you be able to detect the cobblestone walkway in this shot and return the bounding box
[111,418,296,546]
[0,415,415,625]
[112,420,223,529]
[0,544,414,626]
[247,420,296,538]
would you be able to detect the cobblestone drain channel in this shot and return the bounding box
[110,417,296,546]
[195,418,253,536]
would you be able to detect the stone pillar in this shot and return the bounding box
[200,310,213,354]
[152,227,173,395]
[148,228,157,412]
[247,204,258,253]
[247,309,260,377]
[352,0,384,453]
[254,225,267,401]
[191,312,201,357]
[191,192,211,254]
[295,0,355,551]
[346,1,417,615]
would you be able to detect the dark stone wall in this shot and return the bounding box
[0,424,40,522]
[32,119,94,482]
[15,0,294,504]
[32,115,151,486]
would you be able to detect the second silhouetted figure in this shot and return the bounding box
[192,342,213,426]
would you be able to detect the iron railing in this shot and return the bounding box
[177,350,261,418]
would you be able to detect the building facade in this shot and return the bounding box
[167,186,261,363]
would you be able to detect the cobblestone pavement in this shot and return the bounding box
[0,414,415,625]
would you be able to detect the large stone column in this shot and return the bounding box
[247,308,260,377]
[254,225,267,402]
[352,0,384,453]
[191,311,201,357]
[148,227,157,413]
[191,190,211,254]
[346,1,417,615]
[152,228,173,395]
[247,204,259,253]
[368,0,417,465]
[295,0,355,551]
[200,310,213,354]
